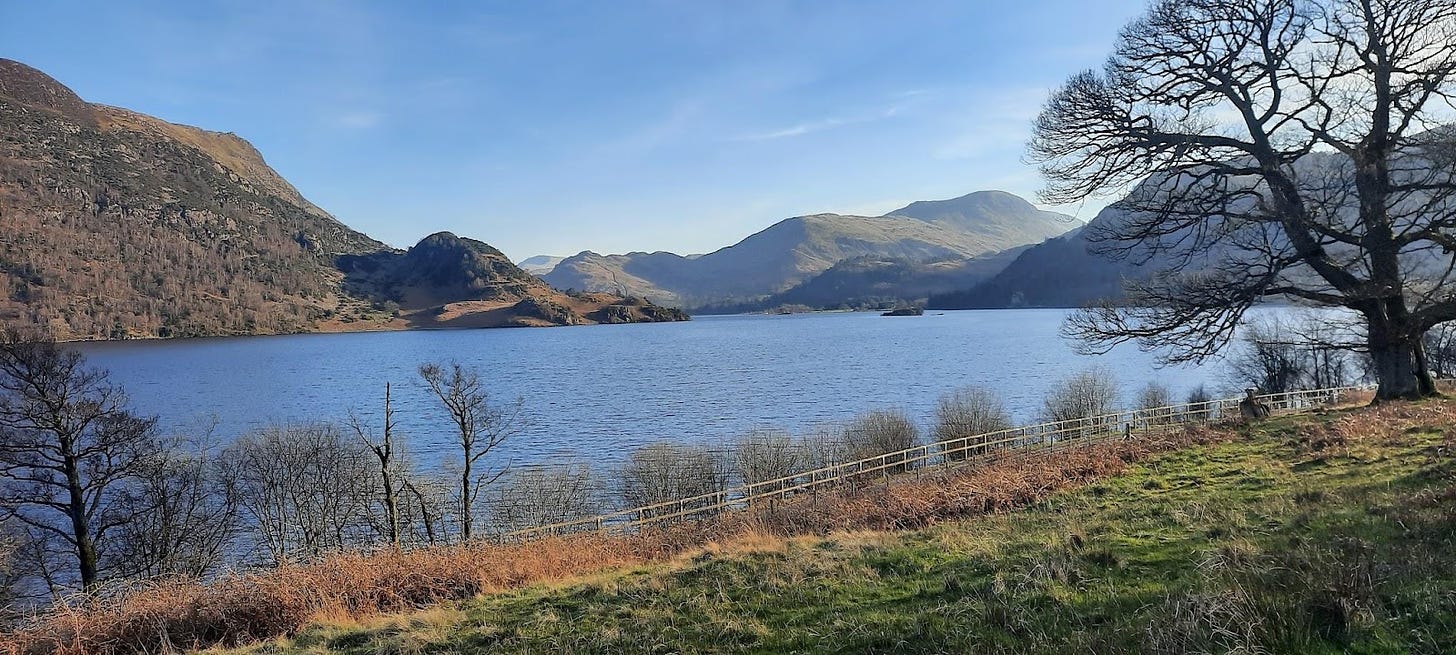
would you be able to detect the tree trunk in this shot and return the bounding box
[382,468,399,548]
[1368,332,1437,401]
[64,454,99,591]
[460,460,472,542]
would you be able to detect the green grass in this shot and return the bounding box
[227,406,1456,654]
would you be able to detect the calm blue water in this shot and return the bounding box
[74,310,1226,467]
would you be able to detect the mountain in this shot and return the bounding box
[517,255,565,275]
[885,190,1079,249]
[542,192,1078,308]
[926,221,1137,309]
[338,233,687,329]
[697,247,1030,314]
[0,59,685,339]
[929,145,1456,310]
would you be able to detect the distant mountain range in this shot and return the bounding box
[0,58,685,339]
[539,191,1079,309]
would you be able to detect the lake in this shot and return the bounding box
[75,309,1229,468]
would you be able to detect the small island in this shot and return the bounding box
[880,307,925,317]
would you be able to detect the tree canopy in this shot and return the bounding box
[1030,0,1456,399]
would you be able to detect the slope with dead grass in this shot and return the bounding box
[8,399,1454,654]
[215,400,1456,654]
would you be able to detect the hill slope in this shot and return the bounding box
[542,192,1077,308]
[212,399,1456,654]
[698,247,1029,314]
[0,59,684,338]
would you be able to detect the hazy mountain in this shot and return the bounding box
[542,191,1078,308]
[926,222,1133,309]
[929,149,1455,310]
[698,247,1030,314]
[0,59,683,339]
[517,255,565,274]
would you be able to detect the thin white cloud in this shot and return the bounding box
[735,102,907,142]
[336,110,383,129]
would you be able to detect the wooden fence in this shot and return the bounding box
[503,385,1367,540]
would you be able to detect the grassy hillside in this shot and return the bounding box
[215,400,1456,655]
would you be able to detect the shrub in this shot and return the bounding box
[934,386,1012,460]
[843,409,920,474]
[618,443,728,519]
[1184,384,1214,423]
[1136,381,1175,427]
[732,428,803,492]
[1042,366,1119,426]
[487,464,601,535]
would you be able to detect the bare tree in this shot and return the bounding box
[419,362,522,542]
[486,464,600,534]
[1135,381,1176,426]
[1033,0,1456,400]
[843,409,920,473]
[1183,384,1216,423]
[0,331,161,592]
[1043,367,1120,426]
[799,423,847,470]
[0,519,20,622]
[618,443,728,517]
[933,387,1013,460]
[221,424,377,563]
[1423,322,1456,378]
[348,383,403,548]
[1229,314,1361,391]
[106,433,240,580]
[732,428,804,491]
[1230,318,1308,393]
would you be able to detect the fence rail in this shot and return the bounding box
[504,385,1369,540]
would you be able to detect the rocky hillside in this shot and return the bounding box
[542,191,1077,308]
[338,232,687,329]
[0,59,684,339]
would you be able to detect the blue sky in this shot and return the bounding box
[2,1,1147,260]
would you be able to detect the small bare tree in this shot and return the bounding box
[486,464,600,535]
[221,424,377,563]
[1229,315,1360,392]
[1183,384,1215,423]
[348,383,403,548]
[106,433,240,580]
[732,428,803,492]
[1042,367,1119,435]
[419,362,522,542]
[0,519,20,622]
[1426,323,1456,379]
[618,443,727,517]
[843,409,920,474]
[397,475,452,547]
[799,423,847,470]
[933,387,1012,460]
[1135,381,1176,427]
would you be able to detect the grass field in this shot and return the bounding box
[216,400,1456,655]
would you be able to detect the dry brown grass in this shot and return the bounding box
[2,537,644,655]
[0,418,1290,655]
